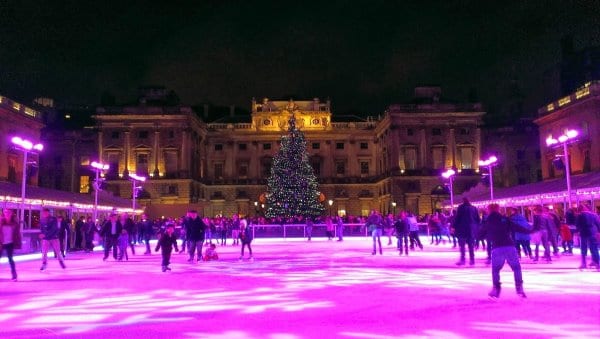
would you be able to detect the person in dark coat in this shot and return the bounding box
[184,210,206,263]
[39,208,66,271]
[239,218,254,261]
[137,214,154,255]
[452,197,480,265]
[57,215,70,257]
[100,213,122,261]
[478,203,531,299]
[575,204,600,269]
[155,224,179,272]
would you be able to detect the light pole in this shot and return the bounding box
[90,161,110,224]
[546,129,578,208]
[391,201,397,215]
[328,199,334,217]
[11,136,43,233]
[478,155,498,201]
[442,169,456,214]
[129,173,146,218]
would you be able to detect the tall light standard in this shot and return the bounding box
[441,169,456,214]
[90,161,110,224]
[328,199,334,217]
[478,155,498,201]
[11,136,43,233]
[546,129,578,208]
[129,173,146,218]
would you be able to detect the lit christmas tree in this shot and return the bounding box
[266,115,325,218]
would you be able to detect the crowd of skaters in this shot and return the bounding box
[1,201,598,292]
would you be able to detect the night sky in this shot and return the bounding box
[1,1,599,119]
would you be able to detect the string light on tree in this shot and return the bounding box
[266,115,325,218]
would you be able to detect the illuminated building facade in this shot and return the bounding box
[0,95,44,185]
[92,87,485,217]
[535,81,600,180]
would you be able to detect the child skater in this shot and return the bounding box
[117,229,129,261]
[155,224,179,272]
[203,243,219,261]
[239,218,254,261]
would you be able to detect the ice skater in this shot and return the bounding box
[203,243,219,261]
[366,210,384,255]
[118,229,129,261]
[478,204,530,299]
[39,208,66,271]
[239,218,253,261]
[0,209,21,281]
[155,224,179,272]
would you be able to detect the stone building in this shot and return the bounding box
[0,95,44,185]
[91,86,485,218]
[535,80,600,180]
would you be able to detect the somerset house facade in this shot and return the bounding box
[92,86,484,218]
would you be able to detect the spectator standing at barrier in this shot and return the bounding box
[0,208,21,281]
[75,216,86,250]
[453,197,480,266]
[39,208,66,271]
[137,214,154,255]
[57,215,70,258]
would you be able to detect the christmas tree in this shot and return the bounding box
[266,115,325,218]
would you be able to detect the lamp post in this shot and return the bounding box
[90,161,110,224]
[11,136,43,233]
[546,129,578,208]
[478,155,498,201]
[441,169,456,214]
[391,201,397,215]
[328,199,334,217]
[129,173,146,218]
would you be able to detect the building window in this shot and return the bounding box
[107,153,120,178]
[360,161,369,175]
[404,148,417,170]
[335,160,346,175]
[459,147,473,169]
[238,143,247,151]
[535,151,541,160]
[162,184,178,196]
[111,131,120,139]
[310,157,321,176]
[312,142,320,150]
[168,131,175,139]
[460,128,470,135]
[136,153,149,175]
[432,147,445,169]
[517,150,525,160]
[261,157,272,177]
[336,142,344,150]
[432,128,442,136]
[360,142,368,150]
[238,163,248,177]
[263,143,272,150]
[79,176,90,193]
[164,152,178,178]
[80,156,90,166]
[407,128,414,136]
[138,131,149,139]
[214,163,224,179]
[214,144,223,151]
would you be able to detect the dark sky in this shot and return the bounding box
[1,1,599,119]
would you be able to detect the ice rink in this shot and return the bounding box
[1,237,599,338]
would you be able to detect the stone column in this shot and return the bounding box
[153,130,160,176]
[448,128,456,168]
[474,127,481,169]
[419,128,427,168]
[124,130,131,175]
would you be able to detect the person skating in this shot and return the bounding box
[0,209,21,281]
[478,204,531,299]
[239,218,254,261]
[39,208,66,271]
[452,198,480,266]
[100,213,122,261]
[575,204,600,270]
[366,210,384,255]
[155,224,179,272]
